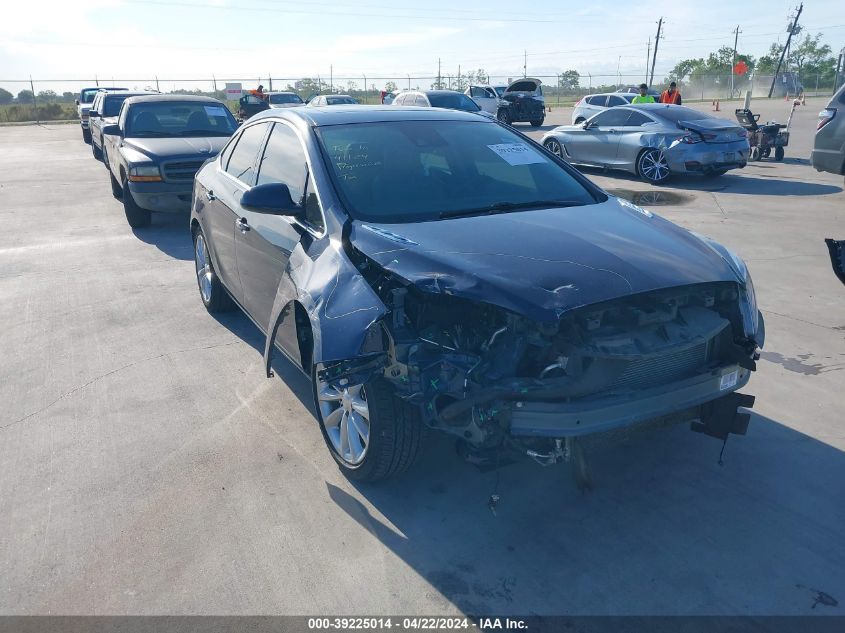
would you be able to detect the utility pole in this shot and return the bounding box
[731,25,741,98]
[649,17,663,86]
[269,75,273,91]
[437,58,441,89]
[458,64,461,90]
[645,37,651,84]
[769,2,803,98]
[30,75,38,125]
[834,49,844,95]
[523,50,527,78]
[330,65,333,93]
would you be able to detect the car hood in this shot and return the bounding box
[505,78,542,94]
[349,197,740,322]
[122,136,231,160]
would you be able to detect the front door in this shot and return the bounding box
[234,122,322,335]
[567,108,631,166]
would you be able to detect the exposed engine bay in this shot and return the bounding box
[320,250,762,466]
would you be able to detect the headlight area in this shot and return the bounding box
[127,164,162,183]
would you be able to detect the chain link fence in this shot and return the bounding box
[2,71,843,123]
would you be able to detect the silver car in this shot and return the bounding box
[542,104,749,183]
[811,83,845,180]
[572,92,634,124]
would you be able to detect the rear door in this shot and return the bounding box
[204,121,271,305]
[234,121,323,333]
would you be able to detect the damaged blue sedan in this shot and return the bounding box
[190,105,764,485]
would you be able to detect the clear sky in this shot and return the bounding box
[1,0,843,93]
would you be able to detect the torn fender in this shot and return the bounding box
[263,240,387,377]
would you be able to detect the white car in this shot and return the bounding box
[464,85,505,114]
[266,91,305,108]
[572,93,635,124]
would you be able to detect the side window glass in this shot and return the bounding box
[607,96,626,107]
[415,95,428,107]
[225,122,269,185]
[256,123,324,230]
[591,109,632,127]
[625,111,652,127]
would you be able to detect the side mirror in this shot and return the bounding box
[240,182,300,215]
[89,111,100,118]
[102,124,120,136]
[582,120,594,129]
[75,99,80,106]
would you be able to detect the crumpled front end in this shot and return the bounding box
[321,246,764,463]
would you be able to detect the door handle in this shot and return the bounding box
[236,217,250,232]
[205,189,216,201]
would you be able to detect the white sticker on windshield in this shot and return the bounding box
[204,106,228,117]
[487,143,545,166]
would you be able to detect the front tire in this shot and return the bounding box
[774,146,785,161]
[544,138,564,159]
[637,148,671,184]
[496,109,511,125]
[530,118,544,128]
[313,364,422,482]
[193,228,233,313]
[91,139,103,161]
[82,126,91,144]
[121,175,151,228]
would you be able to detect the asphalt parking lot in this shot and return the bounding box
[1,97,844,616]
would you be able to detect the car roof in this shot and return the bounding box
[100,90,157,98]
[248,104,488,126]
[122,94,226,105]
[267,91,298,95]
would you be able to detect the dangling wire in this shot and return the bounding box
[718,436,728,466]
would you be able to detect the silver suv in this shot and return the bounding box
[811,84,845,181]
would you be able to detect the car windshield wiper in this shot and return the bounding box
[439,199,584,219]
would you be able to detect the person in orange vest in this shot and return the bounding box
[249,85,267,101]
[660,81,682,105]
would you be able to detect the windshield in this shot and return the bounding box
[494,86,506,97]
[125,102,238,138]
[427,93,480,112]
[104,95,132,117]
[269,93,303,105]
[318,120,596,223]
[80,89,99,103]
[326,96,358,105]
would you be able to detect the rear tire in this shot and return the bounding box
[774,146,785,161]
[530,118,544,128]
[121,175,151,228]
[313,365,423,482]
[109,169,123,199]
[192,228,233,313]
[637,148,671,184]
[91,139,102,161]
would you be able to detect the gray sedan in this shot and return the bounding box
[542,104,749,183]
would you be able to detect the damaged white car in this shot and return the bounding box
[190,106,764,484]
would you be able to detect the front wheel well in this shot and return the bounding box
[294,302,314,372]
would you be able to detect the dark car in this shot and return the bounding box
[811,83,845,180]
[77,86,125,143]
[89,90,158,162]
[497,78,545,127]
[190,106,764,484]
[102,95,238,227]
[238,94,270,121]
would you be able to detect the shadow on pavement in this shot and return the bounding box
[579,166,842,197]
[327,413,845,615]
[211,309,315,412]
[131,213,193,261]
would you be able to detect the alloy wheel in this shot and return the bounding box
[545,139,563,158]
[194,233,213,304]
[317,371,370,465]
[640,149,669,182]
